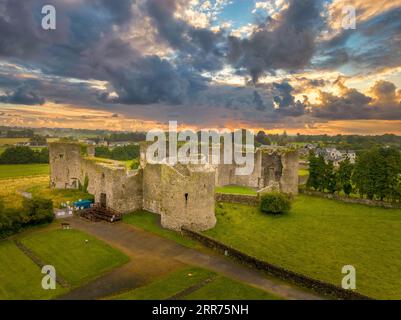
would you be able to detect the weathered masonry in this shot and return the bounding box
[213,146,299,194]
[49,142,216,231]
[49,142,298,231]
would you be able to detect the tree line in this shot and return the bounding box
[0,146,49,164]
[0,197,54,239]
[5,129,34,138]
[95,144,140,161]
[307,147,401,202]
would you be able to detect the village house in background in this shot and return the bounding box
[299,144,356,166]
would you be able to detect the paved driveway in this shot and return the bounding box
[59,217,322,300]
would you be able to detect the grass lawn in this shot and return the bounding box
[20,229,129,288]
[0,176,49,208]
[123,210,198,248]
[205,195,401,299]
[0,240,67,299]
[215,185,257,195]
[0,164,49,179]
[0,138,58,145]
[110,267,213,300]
[183,276,280,300]
[110,267,279,300]
[27,184,94,208]
[0,138,29,145]
[0,175,92,209]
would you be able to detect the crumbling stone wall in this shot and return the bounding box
[279,149,299,194]
[143,163,216,231]
[50,142,216,231]
[50,142,143,213]
[49,142,83,189]
[214,146,299,194]
[81,158,143,213]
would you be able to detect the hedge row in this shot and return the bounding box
[0,197,54,239]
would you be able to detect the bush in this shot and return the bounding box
[0,146,49,164]
[0,197,54,239]
[260,192,292,215]
[22,197,54,225]
[95,145,139,161]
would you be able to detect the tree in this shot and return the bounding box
[0,146,36,164]
[29,135,47,146]
[6,129,34,138]
[0,146,48,164]
[95,144,139,161]
[324,161,337,194]
[338,158,354,195]
[255,131,271,146]
[95,146,111,158]
[352,147,401,200]
[278,131,288,146]
[307,153,326,191]
[377,147,401,201]
[352,149,378,199]
[35,148,49,163]
[307,153,318,190]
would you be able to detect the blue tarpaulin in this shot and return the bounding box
[73,200,93,209]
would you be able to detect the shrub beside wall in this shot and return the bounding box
[260,192,292,214]
[0,197,54,239]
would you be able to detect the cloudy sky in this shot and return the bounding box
[0,0,400,134]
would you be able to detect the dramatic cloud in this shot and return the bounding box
[227,0,326,83]
[0,0,400,133]
[317,6,401,73]
[0,85,45,105]
[145,0,226,72]
[312,79,401,120]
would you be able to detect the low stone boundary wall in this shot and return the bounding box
[300,189,401,209]
[215,193,259,206]
[182,228,372,300]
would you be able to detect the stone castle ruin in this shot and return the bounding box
[49,142,298,231]
[213,146,299,194]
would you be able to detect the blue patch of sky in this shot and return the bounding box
[207,0,259,29]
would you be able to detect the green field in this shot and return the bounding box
[183,276,280,300]
[0,138,29,145]
[110,267,279,300]
[0,164,49,179]
[0,176,49,208]
[0,228,128,299]
[27,184,94,208]
[0,138,58,146]
[215,185,257,195]
[0,175,92,209]
[123,211,198,248]
[204,195,401,299]
[20,229,129,288]
[0,240,66,299]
